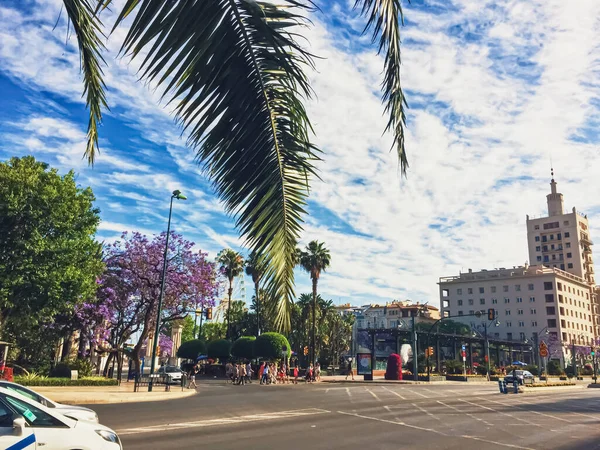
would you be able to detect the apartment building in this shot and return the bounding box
[439,173,599,366]
[354,300,440,330]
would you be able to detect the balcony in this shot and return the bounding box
[581,235,594,245]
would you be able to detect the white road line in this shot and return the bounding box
[365,387,381,401]
[490,399,576,424]
[346,387,352,398]
[409,388,430,398]
[421,387,443,396]
[469,398,549,429]
[337,411,534,449]
[438,400,493,427]
[380,386,406,400]
[411,402,451,430]
[511,398,600,421]
[117,408,330,435]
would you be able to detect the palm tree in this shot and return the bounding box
[59,0,407,331]
[217,249,245,339]
[245,251,265,336]
[298,241,331,364]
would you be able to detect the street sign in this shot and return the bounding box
[539,341,549,358]
[461,345,466,351]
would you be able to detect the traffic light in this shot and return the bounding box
[592,346,595,357]
[488,308,496,321]
[205,307,212,320]
[425,347,434,357]
[303,346,309,356]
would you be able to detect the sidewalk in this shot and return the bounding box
[35,384,197,405]
[320,375,428,384]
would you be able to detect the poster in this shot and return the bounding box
[356,353,372,375]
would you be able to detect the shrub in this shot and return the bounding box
[547,360,564,376]
[207,339,232,361]
[14,376,118,387]
[444,360,463,375]
[49,363,71,378]
[232,336,256,360]
[68,359,94,377]
[384,353,402,380]
[177,339,206,360]
[253,332,291,360]
[564,365,575,378]
[525,365,539,376]
[476,365,488,375]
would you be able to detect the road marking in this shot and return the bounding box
[421,387,443,396]
[409,389,430,398]
[337,411,534,449]
[469,398,549,429]
[438,401,493,427]
[380,386,405,399]
[346,387,352,398]
[365,387,381,401]
[117,408,330,435]
[511,398,600,421]
[490,399,576,425]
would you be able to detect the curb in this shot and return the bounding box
[48,388,198,405]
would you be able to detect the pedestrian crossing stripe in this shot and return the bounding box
[6,433,36,450]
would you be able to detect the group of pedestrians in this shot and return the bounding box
[225,362,253,385]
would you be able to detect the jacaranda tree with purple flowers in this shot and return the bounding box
[97,231,219,375]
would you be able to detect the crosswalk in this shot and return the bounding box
[320,385,496,402]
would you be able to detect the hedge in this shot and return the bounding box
[254,332,290,360]
[177,339,206,360]
[527,382,576,388]
[14,377,119,387]
[207,339,232,361]
[231,336,256,360]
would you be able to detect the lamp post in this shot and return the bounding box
[483,319,500,381]
[148,190,187,392]
[525,327,549,379]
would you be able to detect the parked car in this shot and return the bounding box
[0,381,98,422]
[504,370,534,385]
[157,365,183,384]
[0,386,121,449]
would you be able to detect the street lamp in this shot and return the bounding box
[148,190,187,392]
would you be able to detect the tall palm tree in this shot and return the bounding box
[59,0,407,331]
[245,251,265,336]
[217,249,245,339]
[298,241,331,364]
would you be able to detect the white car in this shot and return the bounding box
[0,381,98,423]
[0,386,121,449]
[157,365,183,384]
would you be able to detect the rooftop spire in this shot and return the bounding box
[547,167,563,216]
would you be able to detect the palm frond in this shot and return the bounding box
[110,0,319,333]
[355,0,408,173]
[63,0,108,164]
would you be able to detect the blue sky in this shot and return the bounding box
[1,0,600,309]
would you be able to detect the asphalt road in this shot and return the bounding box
[87,382,600,450]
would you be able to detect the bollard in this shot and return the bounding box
[181,373,187,392]
[513,380,518,394]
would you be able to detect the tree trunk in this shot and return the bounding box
[255,281,260,336]
[226,279,233,339]
[103,353,114,377]
[77,329,87,360]
[61,332,73,362]
[312,277,318,365]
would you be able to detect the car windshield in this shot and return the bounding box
[515,371,523,375]
[3,395,66,428]
[165,367,179,373]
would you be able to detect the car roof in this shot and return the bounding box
[0,381,56,405]
[0,387,75,425]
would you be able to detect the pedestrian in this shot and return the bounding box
[238,363,246,385]
[305,364,313,383]
[345,359,354,381]
[259,361,266,384]
[226,362,233,384]
[233,364,240,385]
[293,365,299,384]
[245,362,253,384]
[188,365,199,389]
[315,363,321,382]
[262,363,269,385]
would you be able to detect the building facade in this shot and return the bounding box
[439,174,599,367]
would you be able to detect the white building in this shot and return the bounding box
[439,173,599,367]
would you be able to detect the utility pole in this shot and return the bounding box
[484,322,491,381]
[412,315,418,381]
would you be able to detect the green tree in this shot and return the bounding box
[298,241,331,364]
[55,0,408,332]
[228,300,249,341]
[232,336,256,361]
[245,251,265,336]
[176,339,206,360]
[217,249,245,339]
[199,322,226,342]
[207,339,232,362]
[254,332,291,361]
[0,156,103,365]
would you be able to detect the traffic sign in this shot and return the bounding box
[539,341,549,358]
[461,345,466,351]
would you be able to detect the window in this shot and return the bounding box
[517,309,523,315]
[532,321,538,327]
[503,285,509,292]
[480,298,485,305]
[507,332,513,339]
[552,254,556,260]
[559,295,564,303]
[560,264,565,270]
[530,308,536,314]
[544,256,549,262]
[492,299,498,304]
[542,236,547,242]
[534,225,540,230]
[3,395,66,428]
[546,306,556,315]
[505,310,511,316]
[458,311,463,316]
[559,307,565,315]
[0,401,13,427]
[479,287,484,294]
[520,332,526,340]
[564,221,570,226]
[468,299,474,305]
[535,236,540,242]
[545,294,554,303]
[561,319,566,328]
[537,256,542,262]
[457,288,462,295]
[529,296,535,302]
[519,321,525,327]
[491,286,497,293]
[551,244,555,250]
[468,288,473,294]
[506,322,512,328]
[557,233,562,240]
[516,297,523,303]
[567,253,572,258]
[565,232,570,238]
[504,298,510,304]
[550,234,554,240]
[528,284,534,291]
[566,242,571,248]
[536,246,541,252]
[568,263,573,269]
[458,300,463,306]
[547,319,557,328]
[515,284,521,291]
[544,282,553,290]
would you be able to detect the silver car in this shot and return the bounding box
[0,381,99,422]
[504,370,534,385]
[157,365,183,384]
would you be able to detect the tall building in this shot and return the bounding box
[439,172,599,367]
[526,170,595,284]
